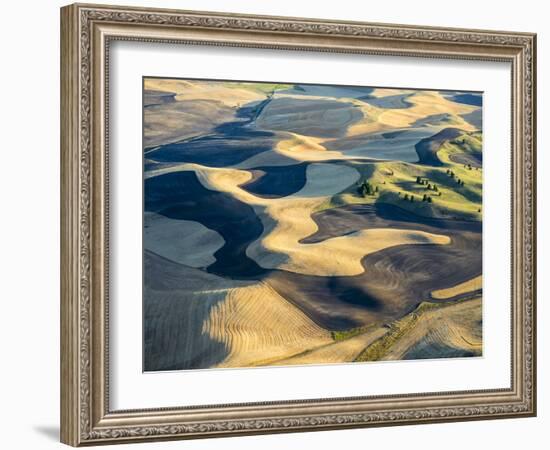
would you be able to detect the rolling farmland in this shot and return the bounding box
[143,78,483,370]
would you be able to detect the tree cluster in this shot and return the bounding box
[358,180,378,197]
[416,176,439,194]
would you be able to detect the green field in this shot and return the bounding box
[318,131,482,221]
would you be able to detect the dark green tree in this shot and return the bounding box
[359,180,378,196]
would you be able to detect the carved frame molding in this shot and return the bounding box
[60,3,536,446]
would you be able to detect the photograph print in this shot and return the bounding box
[143,78,483,372]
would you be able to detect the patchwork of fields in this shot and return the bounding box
[143,78,483,371]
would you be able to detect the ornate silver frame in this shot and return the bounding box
[60,3,536,446]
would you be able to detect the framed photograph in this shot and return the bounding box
[60,3,537,446]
